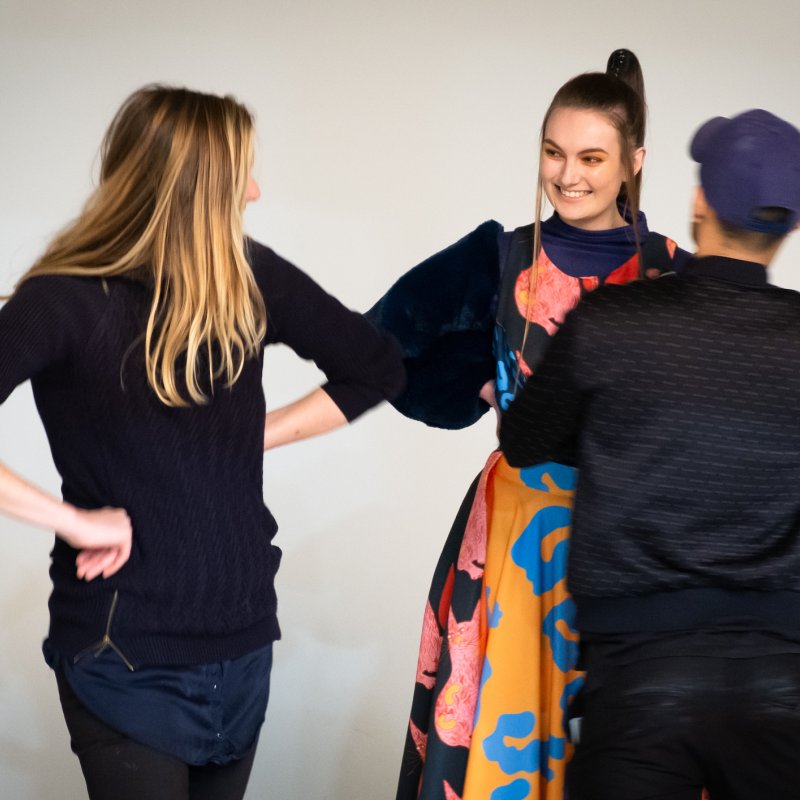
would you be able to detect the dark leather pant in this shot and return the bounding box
[566,652,800,800]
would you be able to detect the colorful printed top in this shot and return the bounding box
[371,213,686,800]
[368,213,686,429]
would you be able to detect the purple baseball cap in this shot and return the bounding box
[690,109,800,234]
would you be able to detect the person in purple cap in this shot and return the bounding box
[499,108,800,799]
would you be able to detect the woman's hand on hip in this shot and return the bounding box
[0,462,131,580]
[62,507,133,581]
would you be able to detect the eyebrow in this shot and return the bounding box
[542,138,610,155]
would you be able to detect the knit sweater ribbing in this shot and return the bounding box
[0,240,404,666]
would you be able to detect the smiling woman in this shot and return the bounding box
[540,107,644,231]
[368,49,690,800]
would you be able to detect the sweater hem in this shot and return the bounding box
[575,588,800,635]
[47,615,281,668]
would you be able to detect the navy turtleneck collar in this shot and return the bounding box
[540,211,649,279]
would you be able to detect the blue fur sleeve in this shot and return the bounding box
[366,220,502,429]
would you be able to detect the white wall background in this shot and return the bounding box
[1,1,799,797]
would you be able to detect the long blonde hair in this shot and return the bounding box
[19,85,267,407]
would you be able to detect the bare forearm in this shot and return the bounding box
[0,461,132,579]
[0,461,79,535]
[263,387,348,451]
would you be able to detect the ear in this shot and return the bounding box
[632,146,646,176]
[245,175,261,203]
[693,186,709,222]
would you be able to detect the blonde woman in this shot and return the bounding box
[0,86,403,799]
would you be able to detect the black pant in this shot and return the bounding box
[566,652,800,800]
[56,672,258,800]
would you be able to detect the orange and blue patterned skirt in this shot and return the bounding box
[397,453,582,800]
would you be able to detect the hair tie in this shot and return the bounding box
[607,49,633,78]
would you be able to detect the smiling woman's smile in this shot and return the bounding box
[558,188,592,199]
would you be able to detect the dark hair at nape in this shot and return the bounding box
[718,207,792,252]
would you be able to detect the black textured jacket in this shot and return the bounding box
[500,256,800,635]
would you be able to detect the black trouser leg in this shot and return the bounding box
[566,653,800,800]
[56,672,257,800]
[188,743,258,800]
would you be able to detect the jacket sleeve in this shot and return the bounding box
[365,220,502,429]
[248,240,405,422]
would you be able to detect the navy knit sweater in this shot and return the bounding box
[0,240,404,666]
